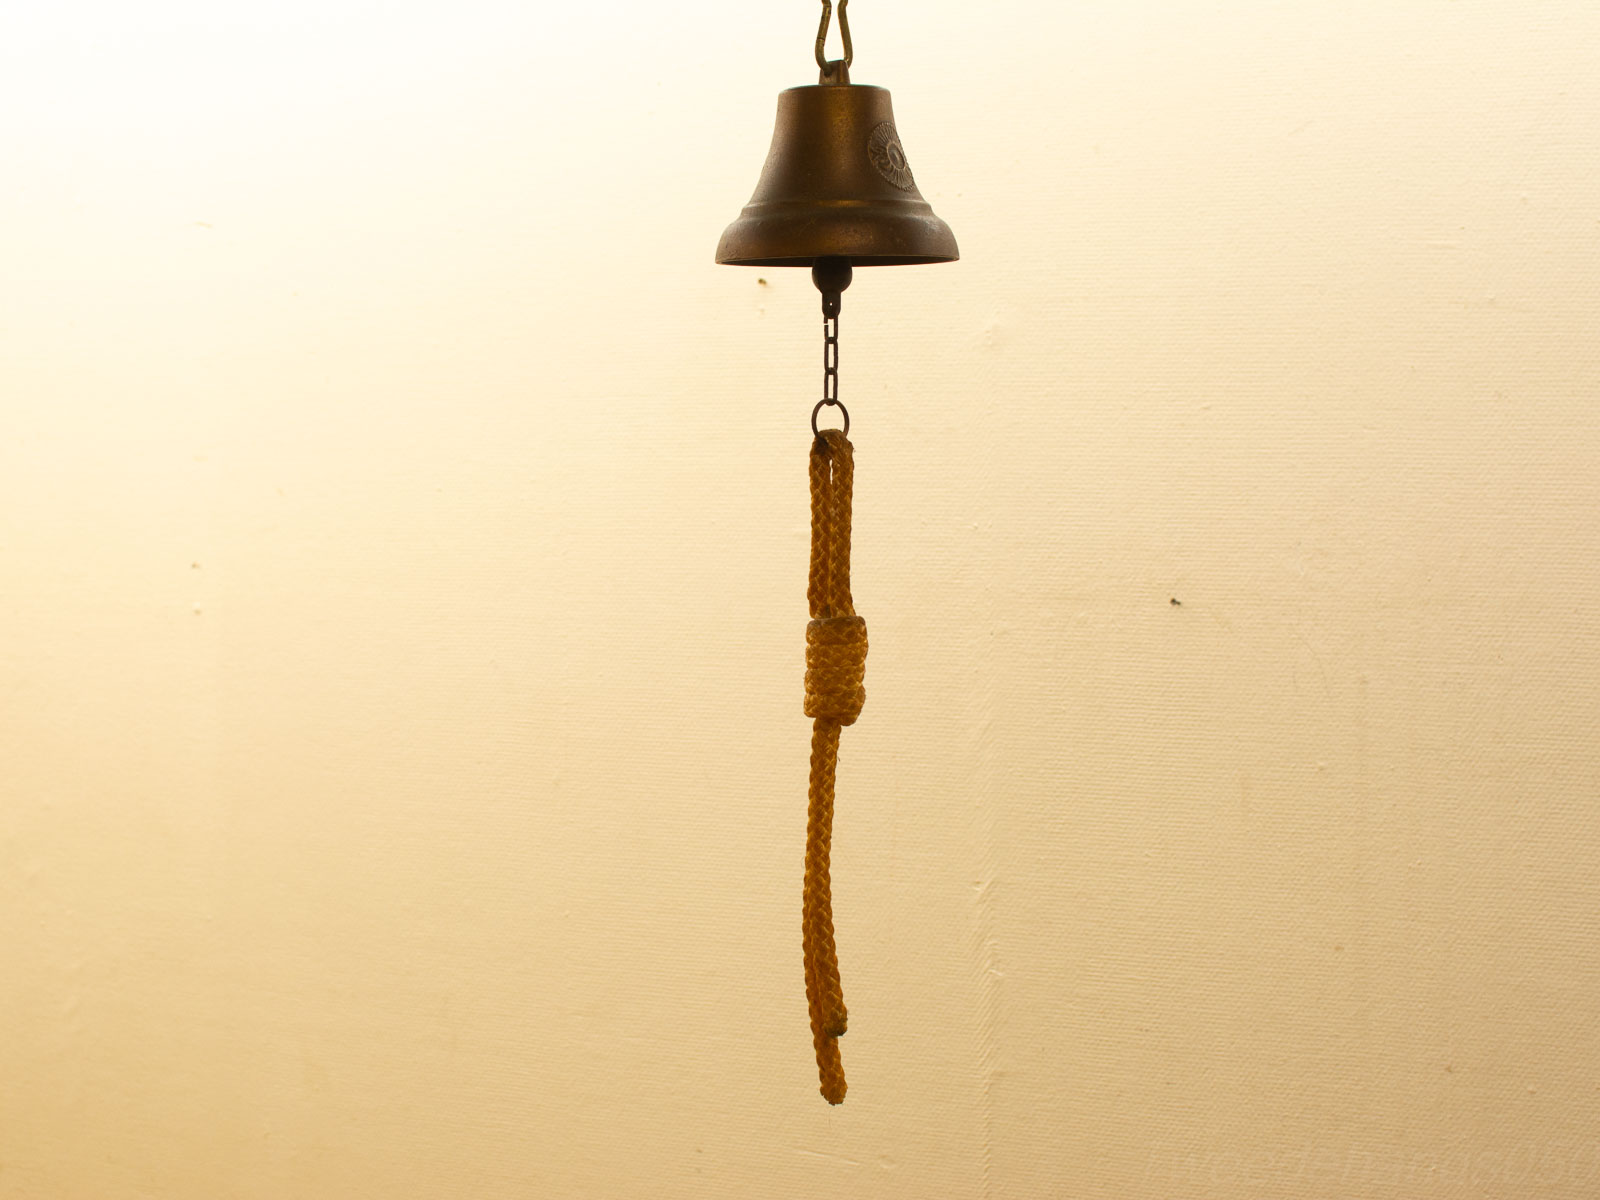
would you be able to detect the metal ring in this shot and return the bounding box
[811,398,850,439]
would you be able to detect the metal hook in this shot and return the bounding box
[815,0,853,74]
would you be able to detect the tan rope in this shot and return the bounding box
[802,428,867,1105]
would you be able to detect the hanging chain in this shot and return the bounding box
[811,259,852,437]
[812,307,849,437]
[824,313,839,408]
[819,305,844,409]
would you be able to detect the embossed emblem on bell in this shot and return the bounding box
[715,2,958,267]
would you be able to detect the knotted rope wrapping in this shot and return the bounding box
[803,427,866,1105]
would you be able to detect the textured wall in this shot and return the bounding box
[4,2,1599,1197]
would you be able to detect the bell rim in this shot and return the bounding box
[715,253,959,267]
[716,203,958,266]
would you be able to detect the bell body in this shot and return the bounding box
[717,84,958,267]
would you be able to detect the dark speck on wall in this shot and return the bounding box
[1170,597,1181,606]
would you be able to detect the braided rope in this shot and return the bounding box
[802,428,866,1105]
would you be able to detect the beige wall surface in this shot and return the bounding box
[4,2,1599,1197]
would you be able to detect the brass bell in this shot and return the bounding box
[718,3,961,1110]
[716,10,957,268]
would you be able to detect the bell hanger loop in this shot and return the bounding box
[815,0,853,84]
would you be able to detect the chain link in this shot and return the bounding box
[823,313,840,407]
